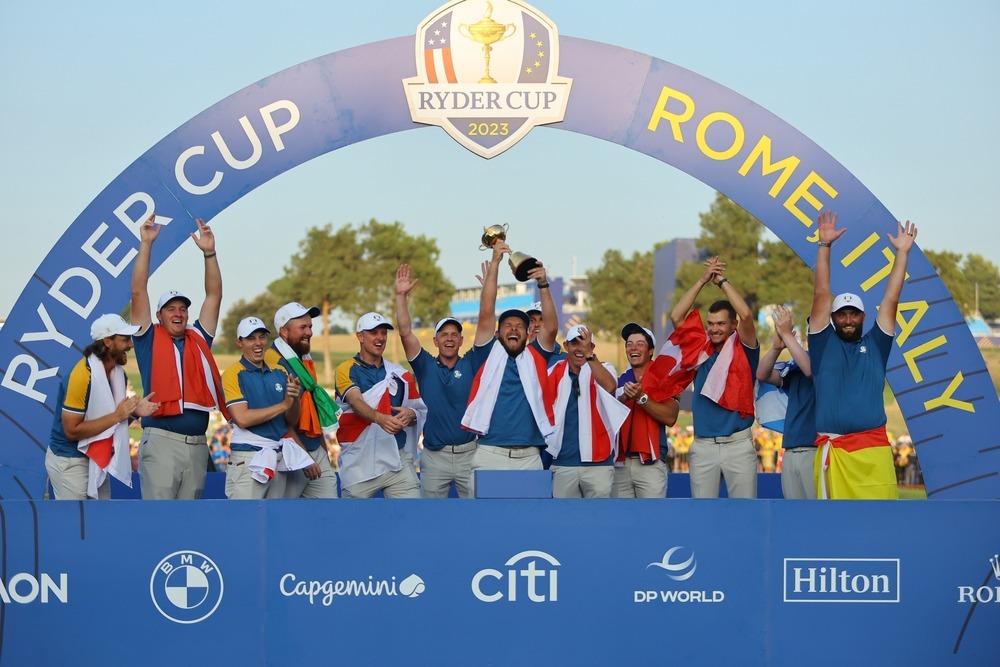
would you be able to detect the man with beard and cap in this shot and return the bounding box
[395,262,485,498]
[222,317,310,499]
[670,256,759,499]
[545,324,630,498]
[131,213,227,499]
[808,210,918,499]
[756,305,817,499]
[265,302,340,498]
[334,312,427,498]
[613,322,680,498]
[46,314,161,500]
[462,243,559,494]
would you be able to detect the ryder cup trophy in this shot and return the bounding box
[480,223,540,282]
[458,2,517,84]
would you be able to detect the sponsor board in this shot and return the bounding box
[0,573,68,604]
[634,547,725,604]
[956,552,1000,604]
[783,558,899,603]
[280,572,426,606]
[472,549,559,602]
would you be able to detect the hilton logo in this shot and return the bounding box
[783,558,900,603]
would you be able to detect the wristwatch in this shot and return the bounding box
[637,393,649,405]
[585,355,597,362]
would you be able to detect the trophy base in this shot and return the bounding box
[478,76,498,84]
[509,255,540,282]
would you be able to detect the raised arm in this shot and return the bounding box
[191,218,222,336]
[130,214,158,331]
[670,256,723,328]
[717,270,757,347]
[774,305,811,376]
[394,263,423,362]
[528,262,557,351]
[756,316,787,387]
[475,241,510,346]
[810,210,845,332]
[878,221,918,334]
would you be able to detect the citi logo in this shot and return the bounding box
[0,573,68,604]
[783,558,900,603]
[472,550,559,603]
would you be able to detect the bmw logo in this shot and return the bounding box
[150,550,224,624]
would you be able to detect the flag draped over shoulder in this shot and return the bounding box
[76,355,133,499]
[273,338,340,438]
[643,310,714,399]
[755,361,792,432]
[700,332,755,418]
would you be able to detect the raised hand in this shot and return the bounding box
[140,213,160,244]
[817,210,845,245]
[888,220,918,251]
[396,263,418,296]
[191,218,216,253]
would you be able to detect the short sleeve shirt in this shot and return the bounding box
[222,356,291,448]
[692,342,760,437]
[408,348,475,449]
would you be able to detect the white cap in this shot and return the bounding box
[434,317,462,335]
[156,290,192,312]
[832,292,865,313]
[237,317,270,339]
[526,301,542,315]
[356,312,394,332]
[90,314,140,341]
[621,322,656,348]
[274,302,320,332]
[565,324,588,342]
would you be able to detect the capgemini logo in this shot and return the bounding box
[647,547,697,581]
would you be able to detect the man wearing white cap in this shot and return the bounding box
[265,302,339,498]
[544,325,629,498]
[613,322,680,498]
[395,263,478,498]
[808,210,918,499]
[462,241,559,491]
[526,301,543,344]
[130,213,227,499]
[46,314,160,499]
[334,313,427,498]
[222,317,309,499]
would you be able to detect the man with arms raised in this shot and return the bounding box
[335,312,427,498]
[462,244,558,491]
[614,323,680,498]
[46,314,160,499]
[545,325,629,498]
[670,256,759,499]
[395,263,482,498]
[131,214,227,499]
[266,302,339,499]
[808,210,917,499]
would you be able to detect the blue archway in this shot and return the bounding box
[0,35,996,498]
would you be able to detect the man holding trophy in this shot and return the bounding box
[461,225,559,494]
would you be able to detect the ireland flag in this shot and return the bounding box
[273,338,341,438]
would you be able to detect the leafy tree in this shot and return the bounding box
[925,250,975,316]
[758,237,814,333]
[962,254,1000,320]
[586,249,654,334]
[218,291,287,354]
[672,193,763,316]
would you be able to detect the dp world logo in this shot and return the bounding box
[647,547,697,581]
[150,550,224,624]
[403,0,572,158]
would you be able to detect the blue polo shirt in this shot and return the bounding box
[266,346,324,453]
[48,357,110,458]
[692,342,760,438]
[780,364,817,449]
[133,320,214,436]
[470,339,556,447]
[335,355,406,449]
[222,356,291,451]
[409,348,475,450]
[809,323,893,434]
[548,353,614,467]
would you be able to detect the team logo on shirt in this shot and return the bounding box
[275,382,283,392]
[402,0,572,158]
[150,550,224,623]
[454,369,463,378]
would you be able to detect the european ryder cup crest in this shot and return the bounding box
[404,0,572,158]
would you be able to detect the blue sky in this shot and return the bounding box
[1,0,997,323]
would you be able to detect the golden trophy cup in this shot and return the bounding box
[458,1,517,84]
[479,223,539,282]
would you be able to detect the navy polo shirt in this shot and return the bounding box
[780,365,817,449]
[409,348,475,450]
[549,353,614,468]
[221,355,291,451]
[692,342,760,438]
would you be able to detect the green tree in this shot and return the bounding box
[585,248,654,334]
[925,250,975,316]
[672,193,763,315]
[962,254,1000,320]
[218,291,287,354]
[758,237,814,333]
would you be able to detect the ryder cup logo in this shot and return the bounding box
[150,550,224,624]
[403,0,572,158]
